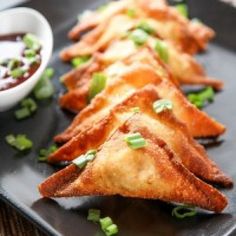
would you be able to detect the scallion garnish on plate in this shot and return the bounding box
[87,209,101,223]
[172,205,197,219]
[38,144,58,162]
[87,209,118,236]
[15,98,37,120]
[72,149,97,169]
[88,73,107,101]
[100,217,118,236]
[153,99,173,114]
[124,132,147,149]
[5,134,33,151]
[33,67,55,100]
[187,87,215,109]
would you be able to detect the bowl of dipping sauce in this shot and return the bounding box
[0,8,53,111]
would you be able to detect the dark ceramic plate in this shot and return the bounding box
[1,0,236,235]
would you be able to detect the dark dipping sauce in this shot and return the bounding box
[0,32,42,91]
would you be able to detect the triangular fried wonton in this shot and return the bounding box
[49,85,232,187]
[39,119,227,212]
[60,40,222,113]
[55,64,225,143]
[67,0,213,54]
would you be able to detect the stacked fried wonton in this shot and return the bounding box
[39,0,233,213]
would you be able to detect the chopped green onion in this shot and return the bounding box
[44,68,55,78]
[23,33,41,51]
[33,67,55,100]
[172,205,197,219]
[72,149,97,169]
[87,209,101,222]
[153,99,173,113]
[38,144,58,162]
[5,134,33,151]
[154,39,169,63]
[187,87,215,109]
[129,29,149,46]
[124,132,147,149]
[175,3,188,18]
[21,98,37,112]
[71,55,91,68]
[105,224,119,236]
[131,107,140,113]
[88,210,118,236]
[187,94,203,108]
[88,73,107,101]
[24,49,36,58]
[5,134,16,146]
[137,21,155,35]
[100,217,113,231]
[14,107,31,120]
[27,57,40,65]
[126,8,136,18]
[8,58,20,70]
[10,68,26,78]
[14,98,37,120]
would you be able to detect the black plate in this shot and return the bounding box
[1,0,236,235]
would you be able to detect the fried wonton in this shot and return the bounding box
[59,46,222,113]
[55,63,225,143]
[62,21,222,90]
[39,117,227,212]
[136,0,215,54]
[68,0,214,54]
[103,40,222,89]
[49,85,232,187]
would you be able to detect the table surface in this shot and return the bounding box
[0,200,46,236]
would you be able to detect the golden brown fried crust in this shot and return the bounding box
[61,19,109,61]
[50,85,160,161]
[62,56,102,90]
[50,85,232,187]
[61,14,135,61]
[54,64,161,142]
[39,121,228,212]
[136,0,215,54]
[55,65,225,142]
[60,42,222,114]
[59,56,104,112]
[125,113,232,187]
[178,76,223,90]
[68,1,128,40]
[59,85,89,112]
[155,79,226,138]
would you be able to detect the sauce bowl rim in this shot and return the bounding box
[0,7,53,96]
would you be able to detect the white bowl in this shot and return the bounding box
[0,8,53,111]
